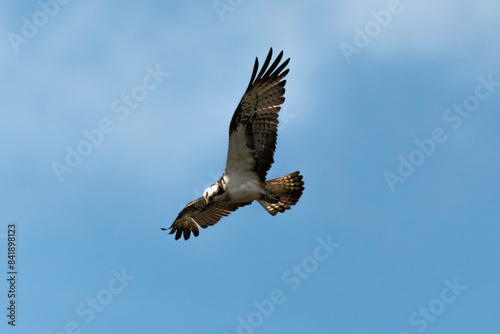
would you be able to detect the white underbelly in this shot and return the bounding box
[224,173,264,202]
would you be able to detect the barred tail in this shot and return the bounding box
[258,171,304,216]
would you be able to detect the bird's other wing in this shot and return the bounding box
[224,48,290,180]
[163,198,251,240]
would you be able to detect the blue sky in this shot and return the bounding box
[1,0,499,333]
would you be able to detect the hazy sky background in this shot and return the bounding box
[1,1,499,333]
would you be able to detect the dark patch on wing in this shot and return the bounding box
[162,198,251,240]
[227,48,290,180]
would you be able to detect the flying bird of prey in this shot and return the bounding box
[163,48,304,240]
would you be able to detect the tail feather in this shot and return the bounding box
[258,171,304,216]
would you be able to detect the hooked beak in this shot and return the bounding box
[205,196,212,205]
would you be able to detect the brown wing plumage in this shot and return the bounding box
[224,48,290,180]
[162,198,251,240]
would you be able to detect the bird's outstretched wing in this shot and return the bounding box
[163,198,251,240]
[224,48,290,180]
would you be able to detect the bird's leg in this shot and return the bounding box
[263,190,280,204]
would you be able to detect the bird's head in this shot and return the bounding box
[203,182,224,205]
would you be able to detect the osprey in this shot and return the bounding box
[163,48,304,240]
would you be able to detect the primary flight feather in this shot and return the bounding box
[162,48,304,240]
